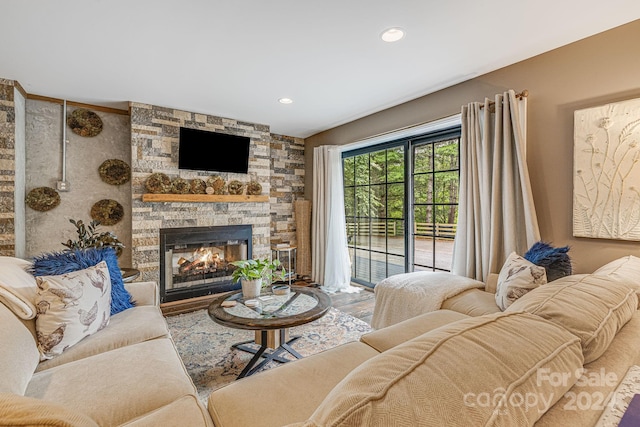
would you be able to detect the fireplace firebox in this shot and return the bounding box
[159,225,252,303]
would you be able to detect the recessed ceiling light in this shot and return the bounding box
[380,27,405,43]
[279,98,293,104]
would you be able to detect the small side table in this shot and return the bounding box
[271,245,296,286]
[120,268,140,283]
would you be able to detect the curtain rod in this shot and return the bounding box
[479,89,529,109]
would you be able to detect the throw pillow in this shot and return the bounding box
[593,255,640,308]
[495,252,547,310]
[35,261,111,360]
[0,256,38,319]
[30,247,134,315]
[524,241,572,282]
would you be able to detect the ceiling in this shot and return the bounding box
[1,1,639,138]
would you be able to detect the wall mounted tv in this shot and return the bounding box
[178,127,250,174]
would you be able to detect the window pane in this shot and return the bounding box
[434,171,458,204]
[413,173,433,204]
[388,220,404,257]
[414,144,433,173]
[414,236,434,269]
[414,206,433,236]
[370,252,388,285]
[343,157,355,186]
[387,183,404,219]
[434,139,459,171]
[387,255,405,278]
[344,186,355,218]
[355,155,369,185]
[355,249,370,282]
[434,205,458,232]
[355,186,370,218]
[354,224,369,250]
[386,147,404,183]
[370,151,386,184]
[435,239,454,271]
[370,184,386,219]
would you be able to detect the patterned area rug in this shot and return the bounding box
[166,307,372,402]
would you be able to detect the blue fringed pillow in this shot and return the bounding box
[524,241,572,282]
[29,248,135,315]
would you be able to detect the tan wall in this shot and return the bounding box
[305,19,640,274]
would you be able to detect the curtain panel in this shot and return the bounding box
[452,90,540,281]
[311,146,358,293]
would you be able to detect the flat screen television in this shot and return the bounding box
[178,127,250,174]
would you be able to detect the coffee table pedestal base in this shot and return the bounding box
[232,328,303,379]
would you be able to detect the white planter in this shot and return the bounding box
[241,278,262,299]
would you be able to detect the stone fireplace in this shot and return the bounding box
[159,225,252,302]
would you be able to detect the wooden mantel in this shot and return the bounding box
[142,194,269,203]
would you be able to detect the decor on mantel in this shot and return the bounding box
[227,180,244,195]
[145,172,171,193]
[190,179,207,194]
[141,193,269,203]
[67,108,103,137]
[25,187,61,211]
[98,159,130,185]
[573,97,640,241]
[170,177,191,194]
[246,180,262,195]
[90,199,124,225]
[206,176,226,195]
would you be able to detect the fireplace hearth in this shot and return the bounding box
[159,225,252,303]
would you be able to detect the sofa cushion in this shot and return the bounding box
[506,274,637,364]
[0,256,38,319]
[35,262,112,360]
[0,303,40,395]
[361,309,469,352]
[0,392,99,427]
[120,395,212,427]
[593,255,640,308]
[301,312,583,427]
[36,305,169,372]
[208,341,380,427]
[26,338,198,427]
[495,252,547,310]
[30,248,134,315]
[441,288,501,316]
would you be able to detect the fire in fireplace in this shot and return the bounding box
[159,225,252,303]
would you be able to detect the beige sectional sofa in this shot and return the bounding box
[0,279,214,427]
[208,257,640,427]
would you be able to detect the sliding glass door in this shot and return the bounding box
[343,128,460,287]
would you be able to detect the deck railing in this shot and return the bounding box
[346,222,456,239]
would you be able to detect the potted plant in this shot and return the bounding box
[62,219,124,257]
[230,258,286,299]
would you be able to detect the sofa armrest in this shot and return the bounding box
[485,273,499,294]
[124,281,159,307]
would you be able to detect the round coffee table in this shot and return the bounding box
[208,286,331,378]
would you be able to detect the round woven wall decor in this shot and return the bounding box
[90,199,124,225]
[98,159,130,185]
[145,173,172,193]
[206,176,226,194]
[227,180,244,195]
[171,178,191,194]
[247,181,262,195]
[26,187,61,211]
[67,108,103,137]
[190,179,207,194]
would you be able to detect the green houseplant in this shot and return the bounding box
[230,258,286,298]
[61,219,124,257]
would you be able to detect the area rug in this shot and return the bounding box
[166,307,372,402]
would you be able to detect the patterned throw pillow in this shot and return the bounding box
[35,261,112,360]
[30,247,134,315]
[495,252,547,310]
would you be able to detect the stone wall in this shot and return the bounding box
[0,79,16,255]
[130,102,273,283]
[270,133,305,246]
